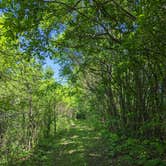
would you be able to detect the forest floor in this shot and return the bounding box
[17,121,112,166]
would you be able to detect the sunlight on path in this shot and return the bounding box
[53,122,101,166]
[19,121,110,166]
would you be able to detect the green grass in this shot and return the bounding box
[14,121,109,166]
[3,120,165,166]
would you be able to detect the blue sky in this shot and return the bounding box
[43,57,66,83]
[43,57,60,79]
[0,10,63,83]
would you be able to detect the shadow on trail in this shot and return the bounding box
[17,121,110,166]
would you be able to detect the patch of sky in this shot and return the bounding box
[43,57,67,84]
[72,11,78,23]
[48,23,66,40]
[19,36,31,52]
[94,24,105,33]
[119,23,128,33]
[74,51,82,57]
[116,22,138,33]
[49,29,58,39]
[38,27,45,36]
[24,8,30,19]
[13,15,66,84]
[136,0,140,5]
[89,0,93,4]
[0,9,3,16]
[133,22,138,31]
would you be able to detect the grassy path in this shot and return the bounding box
[18,121,111,166]
[53,123,100,166]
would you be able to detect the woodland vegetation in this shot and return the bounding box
[0,0,166,165]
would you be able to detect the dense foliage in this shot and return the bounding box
[0,0,166,165]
